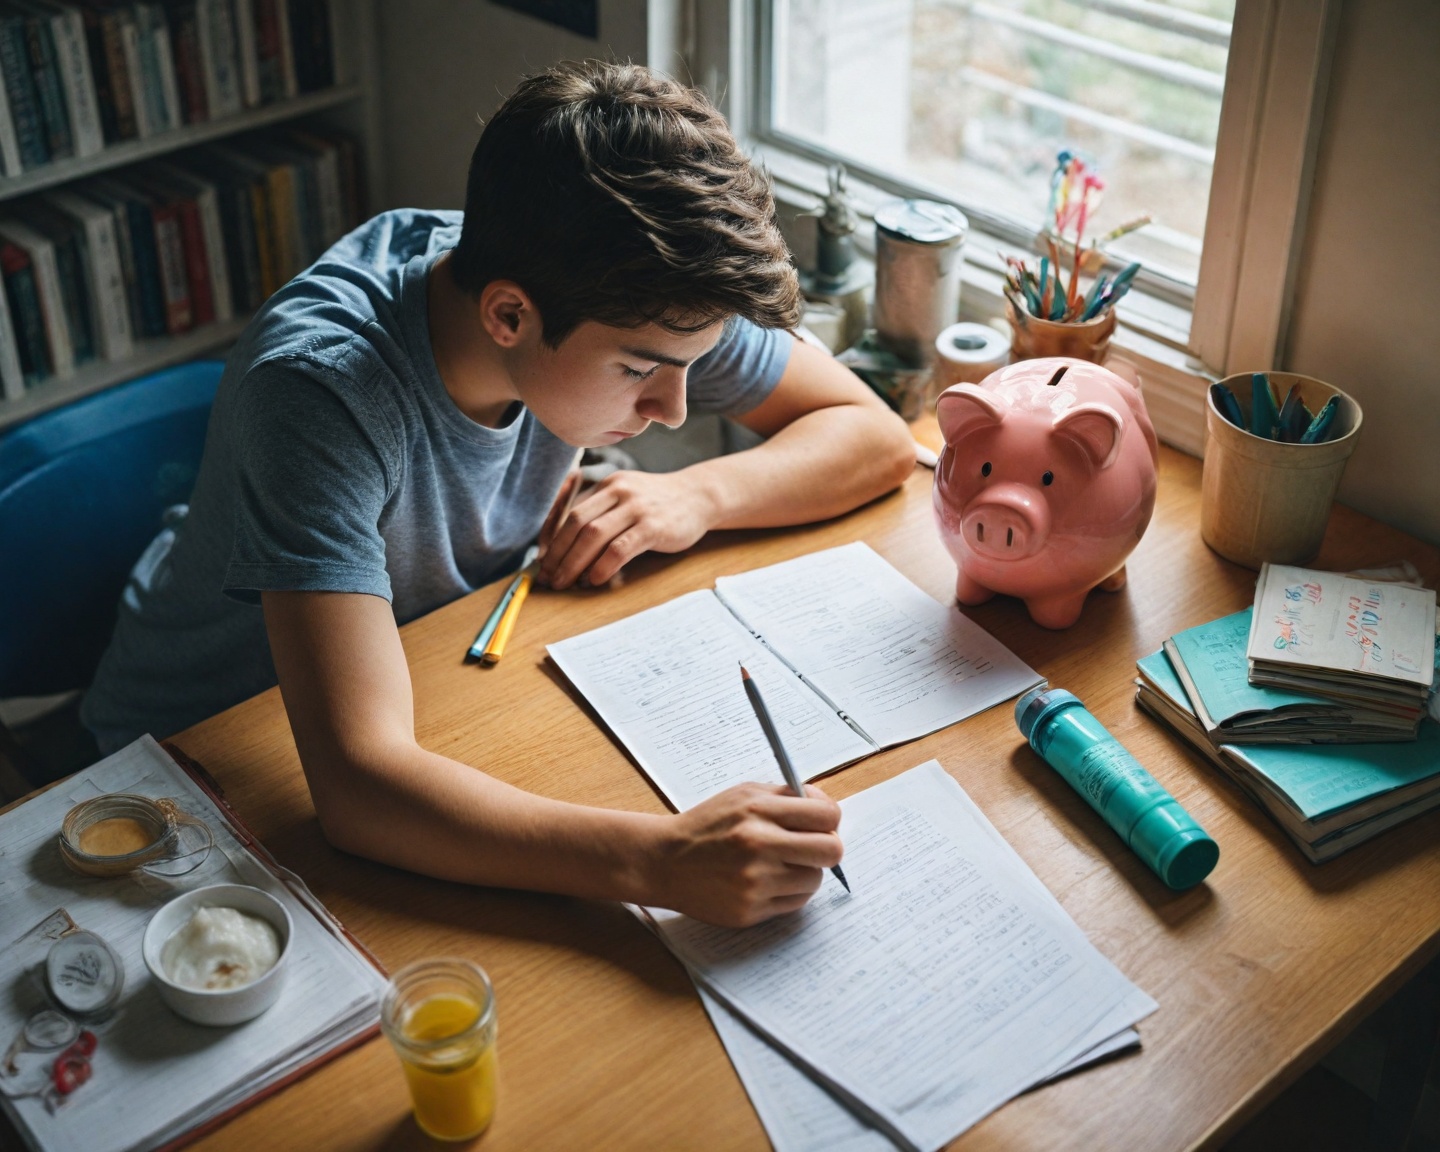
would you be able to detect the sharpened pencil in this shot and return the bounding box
[739,664,851,893]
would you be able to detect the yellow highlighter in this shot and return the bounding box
[481,569,533,664]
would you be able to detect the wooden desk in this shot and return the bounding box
[113,440,1440,1149]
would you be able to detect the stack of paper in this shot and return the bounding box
[1164,609,1415,743]
[639,763,1156,1152]
[1136,652,1440,862]
[1246,564,1436,735]
[0,737,387,1152]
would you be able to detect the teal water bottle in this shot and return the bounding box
[1015,685,1219,890]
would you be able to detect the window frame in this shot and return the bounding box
[675,0,1340,454]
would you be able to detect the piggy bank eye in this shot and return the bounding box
[1042,471,1054,486]
[981,461,992,477]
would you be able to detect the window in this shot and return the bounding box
[759,0,1235,300]
[689,0,1342,450]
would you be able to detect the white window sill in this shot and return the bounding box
[757,143,1216,458]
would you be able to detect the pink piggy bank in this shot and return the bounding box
[932,357,1158,629]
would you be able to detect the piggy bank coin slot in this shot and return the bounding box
[1046,366,1069,387]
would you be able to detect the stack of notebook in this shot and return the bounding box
[1136,566,1440,862]
[1163,609,1416,744]
[1246,564,1436,735]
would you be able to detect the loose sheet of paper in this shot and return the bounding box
[715,542,1042,748]
[690,756,1144,1152]
[699,989,1139,1152]
[549,589,874,810]
[0,738,386,1152]
[648,762,1156,1152]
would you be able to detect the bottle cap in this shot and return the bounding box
[1014,684,1081,744]
[1129,802,1220,890]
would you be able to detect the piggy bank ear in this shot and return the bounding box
[1053,402,1125,469]
[936,385,1006,446]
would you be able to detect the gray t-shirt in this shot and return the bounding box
[82,209,792,753]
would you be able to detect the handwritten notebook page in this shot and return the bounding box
[647,762,1157,1152]
[715,542,1042,748]
[1248,564,1436,688]
[548,590,873,811]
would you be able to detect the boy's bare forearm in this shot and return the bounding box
[306,739,667,903]
[686,401,915,531]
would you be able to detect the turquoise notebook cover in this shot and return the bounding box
[1139,649,1440,821]
[1170,608,1331,723]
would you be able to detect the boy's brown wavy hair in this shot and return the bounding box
[450,60,801,346]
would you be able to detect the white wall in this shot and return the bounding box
[1284,0,1440,545]
[374,0,648,211]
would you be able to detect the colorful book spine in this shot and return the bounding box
[0,49,23,175]
[192,177,232,320]
[0,264,25,399]
[196,0,241,118]
[145,5,183,130]
[78,5,118,143]
[46,189,135,362]
[272,0,295,97]
[49,218,96,365]
[50,7,105,158]
[120,194,166,338]
[150,200,192,333]
[0,14,50,169]
[0,219,72,376]
[118,7,155,138]
[232,0,259,106]
[165,0,208,123]
[23,12,75,161]
[0,242,50,384]
[172,189,214,325]
[253,0,283,102]
[99,9,138,141]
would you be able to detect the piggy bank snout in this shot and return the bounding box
[959,484,1050,560]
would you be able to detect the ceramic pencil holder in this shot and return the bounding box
[1200,372,1362,570]
[1005,298,1117,363]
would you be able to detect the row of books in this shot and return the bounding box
[0,125,360,397]
[0,0,337,176]
[1135,564,1439,862]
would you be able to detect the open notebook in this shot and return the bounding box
[0,737,387,1152]
[549,542,1042,811]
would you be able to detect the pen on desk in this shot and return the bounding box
[738,665,851,893]
[468,545,538,661]
[482,566,534,664]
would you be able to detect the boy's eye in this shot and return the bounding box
[621,364,659,381]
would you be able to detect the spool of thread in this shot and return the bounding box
[931,322,1011,389]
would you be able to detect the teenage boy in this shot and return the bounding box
[83,61,915,927]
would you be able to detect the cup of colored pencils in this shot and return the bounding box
[1003,151,1150,363]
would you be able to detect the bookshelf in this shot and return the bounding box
[0,86,363,204]
[0,0,380,431]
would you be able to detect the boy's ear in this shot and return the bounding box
[479,280,538,348]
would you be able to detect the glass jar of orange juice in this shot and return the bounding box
[381,959,498,1141]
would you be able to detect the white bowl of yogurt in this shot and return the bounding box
[142,884,293,1026]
